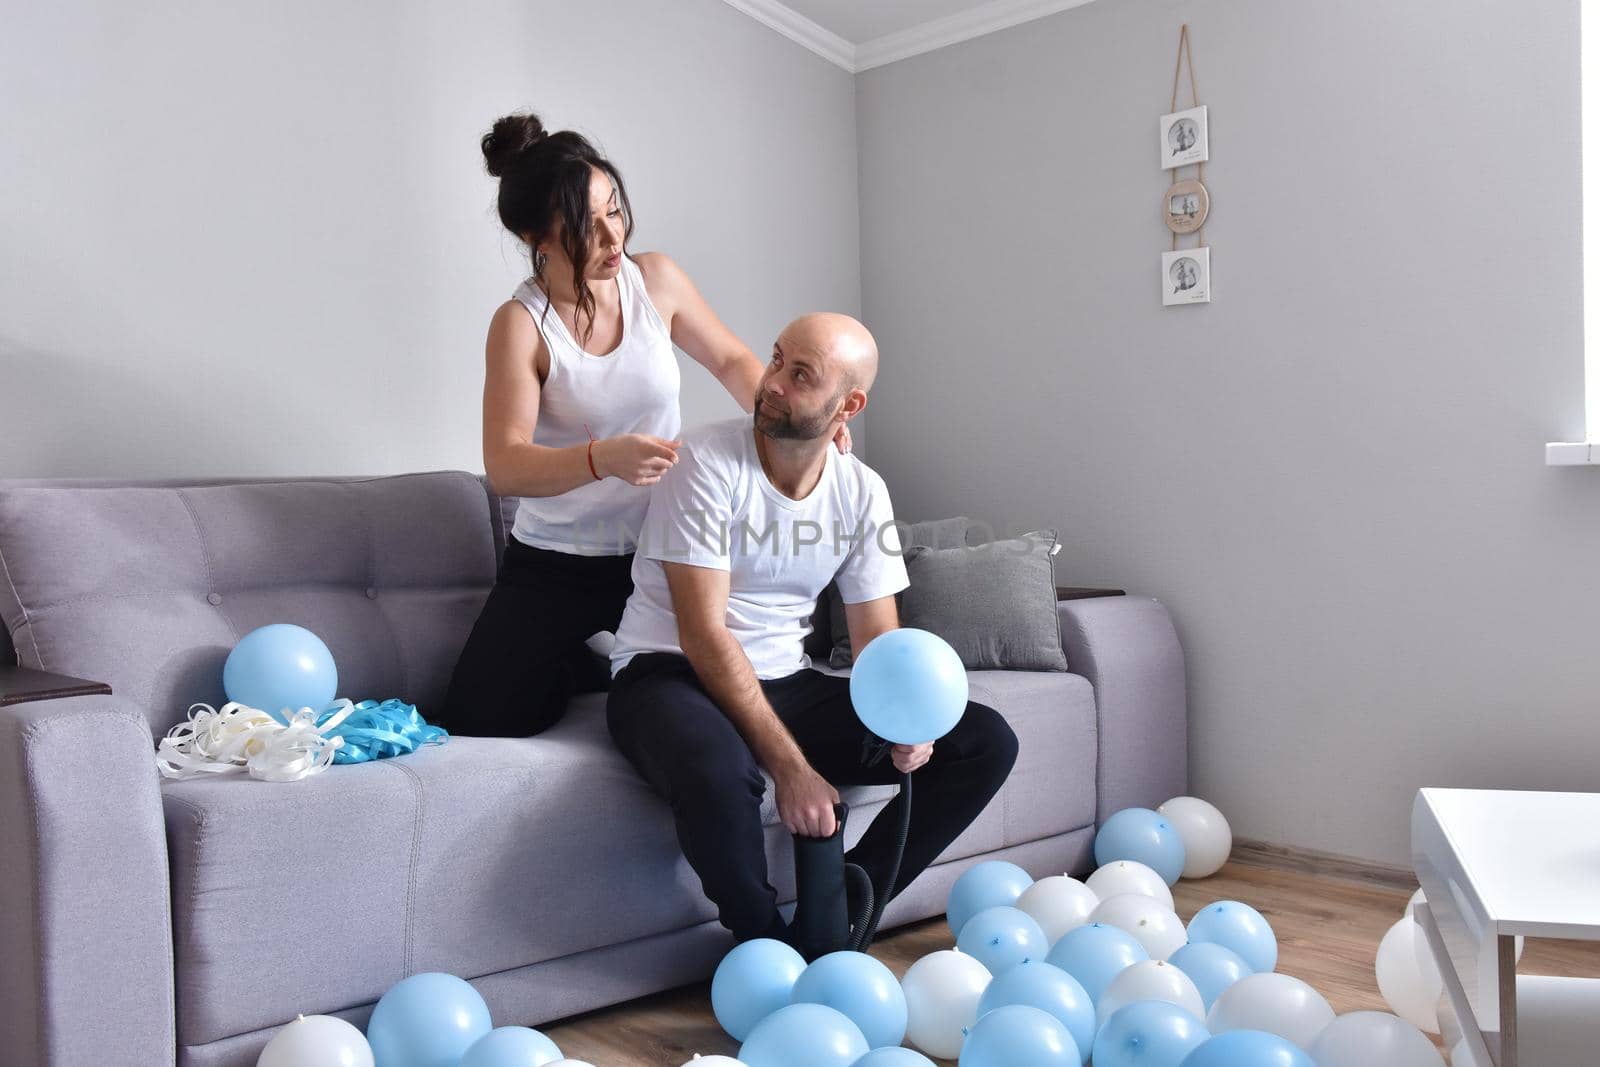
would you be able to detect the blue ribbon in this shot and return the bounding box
[314,699,449,764]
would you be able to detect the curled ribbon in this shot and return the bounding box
[314,698,449,764]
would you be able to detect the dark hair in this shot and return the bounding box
[481,112,635,345]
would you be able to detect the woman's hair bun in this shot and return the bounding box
[482,113,548,178]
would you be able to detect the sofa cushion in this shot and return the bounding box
[0,472,497,736]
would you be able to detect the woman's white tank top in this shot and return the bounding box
[509,255,682,556]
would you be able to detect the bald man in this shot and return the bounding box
[606,313,1018,951]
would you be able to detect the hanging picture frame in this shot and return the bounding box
[1162,247,1210,305]
[1164,178,1209,234]
[1159,104,1208,170]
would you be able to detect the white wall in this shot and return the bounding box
[0,0,860,477]
[857,0,1600,865]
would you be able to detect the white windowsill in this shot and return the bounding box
[1546,441,1600,465]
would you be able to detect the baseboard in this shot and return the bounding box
[1231,837,1417,893]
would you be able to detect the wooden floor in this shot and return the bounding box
[539,859,1600,1065]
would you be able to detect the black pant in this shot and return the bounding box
[606,651,1019,943]
[441,538,634,737]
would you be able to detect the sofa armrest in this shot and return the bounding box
[1057,596,1188,824]
[0,696,175,1066]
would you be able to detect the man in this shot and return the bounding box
[606,311,1018,948]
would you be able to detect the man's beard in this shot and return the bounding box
[753,391,842,441]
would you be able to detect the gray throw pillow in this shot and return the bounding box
[898,530,1069,672]
[825,516,970,668]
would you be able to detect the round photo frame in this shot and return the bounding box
[1163,179,1209,234]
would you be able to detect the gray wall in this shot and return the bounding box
[0,0,860,478]
[857,0,1600,865]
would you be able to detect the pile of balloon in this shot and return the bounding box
[155,623,448,782]
[704,798,1458,1067]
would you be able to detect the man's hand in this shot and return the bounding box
[775,762,841,838]
[891,742,934,774]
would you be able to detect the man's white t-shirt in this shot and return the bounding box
[610,417,910,680]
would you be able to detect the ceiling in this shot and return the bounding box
[720,0,1098,72]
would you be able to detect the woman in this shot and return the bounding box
[442,112,847,737]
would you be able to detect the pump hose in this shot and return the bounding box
[845,771,912,952]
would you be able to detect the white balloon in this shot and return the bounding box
[1088,893,1188,960]
[679,1058,749,1066]
[1309,1010,1445,1067]
[257,1014,373,1067]
[1158,797,1233,878]
[1096,959,1206,1026]
[1016,875,1099,945]
[1207,971,1336,1050]
[1376,918,1442,1034]
[900,948,992,1060]
[1085,861,1174,912]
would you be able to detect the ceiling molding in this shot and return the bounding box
[718,0,857,71]
[853,0,1099,72]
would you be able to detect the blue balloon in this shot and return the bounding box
[1184,901,1278,973]
[365,972,492,1067]
[1092,1001,1209,1067]
[1167,942,1254,1011]
[223,623,338,723]
[738,1003,868,1067]
[1178,1030,1315,1067]
[977,960,1095,1058]
[947,860,1034,937]
[849,628,968,744]
[712,938,807,1041]
[1044,922,1150,1005]
[956,906,1049,976]
[852,1050,937,1067]
[1094,808,1187,885]
[958,1004,1082,1067]
[789,950,907,1049]
[458,1026,564,1067]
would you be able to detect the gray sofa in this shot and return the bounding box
[0,470,1187,1067]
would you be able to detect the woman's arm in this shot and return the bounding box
[635,251,763,411]
[481,301,678,497]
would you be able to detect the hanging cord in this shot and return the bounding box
[1169,23,1205,251]
[845,772,913,952]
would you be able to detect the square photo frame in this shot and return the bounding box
[1162,247,1211,306]
[1159,104,1209,169]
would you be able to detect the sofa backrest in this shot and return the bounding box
[0,471,499,738]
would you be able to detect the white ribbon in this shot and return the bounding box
[156,699,356,783]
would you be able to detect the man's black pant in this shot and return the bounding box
[606,651,1019,943]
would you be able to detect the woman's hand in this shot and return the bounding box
[593,434,682,486]
[891,742,934,774]
[832,422,853,454]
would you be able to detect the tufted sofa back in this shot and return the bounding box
[0,472,500,737]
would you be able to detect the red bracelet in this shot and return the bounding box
[586,439,601,481]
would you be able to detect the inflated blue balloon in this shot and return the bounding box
[1167,941,1255,1011]
[458,1025,564,1067]
[977,960,1095,1058]
[738,1002,868,1067]
[958,1004,1082,1067]
[852,1049,937,1067]
[1044,922,1150,1005]
[223,623,337,724]
[712,938,807,1041]
[789,950,907,1049]
[1092,1000,1209,1067]
[1093,808,1187,885]
[1184,901,1278,973]
[1178,1029,1315,1067]
[849,628,968,744]
[947,860,1034,937]
[365,972,492,1067]
[956,906,1049,976]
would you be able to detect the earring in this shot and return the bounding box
[533,248,548,273]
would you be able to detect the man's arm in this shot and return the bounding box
[664,561,841,837]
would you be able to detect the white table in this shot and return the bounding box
[1411,788,1600,1067]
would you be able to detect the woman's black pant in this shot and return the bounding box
[441,538,634,737]
[606,651,1019,943]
